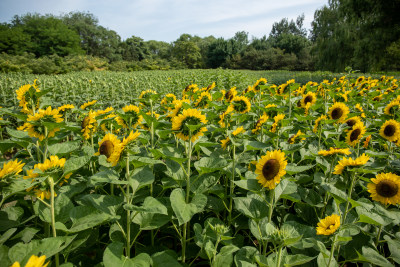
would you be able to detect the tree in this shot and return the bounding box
[171,34,202,68]
[0,23,32,54]
[120,36,150,61]
[207,38,232,68]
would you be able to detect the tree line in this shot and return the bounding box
[1,0,399,74]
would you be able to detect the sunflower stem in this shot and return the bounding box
[182,132,192,263]
[228,144,236,226]
[288,85,292,119]
[375,225,383,247]
[49,177,60,267]
[43,127,48,161]
[327,234,337,267]
[342,171,357,224]
[268,189,275,223]
[126,154,131,258]
[276,246,283,267]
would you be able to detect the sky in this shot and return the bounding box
[0,0,327,43]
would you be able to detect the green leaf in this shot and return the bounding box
[33,194,74,224]
[234,246,259,267]
[47,141,80,156]
[80,194,123,216]
[89,169,127,186]
[244,140,269,151]
[384,235,400,264]
[0,140,22,153]
[10,227,39,243]
[63,155,91,175]
[285,164,315,175]
[283,254,316,266]
[129,165,155,194]
[132,212,170,230]
[170,188,207,225]
[0,228,17,245]
[152,251,181,267]
[67,206,115,233]
[234,178,262,192]
[191,173,219,194]
[234,195,268,220]
[194,156,228,174]
[214,245,239,267]
[124,197,168,215]
[6,127,30,139]
[356,247,394,267]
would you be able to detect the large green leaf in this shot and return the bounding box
[234,195,268,220]
[129,165,155,194]
[170,188,207,225]
[79,194,123,216]
[103,242,152,267]
[47,141,80,156]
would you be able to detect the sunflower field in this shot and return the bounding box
[0,70,400,267]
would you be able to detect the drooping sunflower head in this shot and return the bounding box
[333,153,370,175]
[367,173,400,206]
[116,105,143,129]
[172,108,208,142]
[316,214,340,235]
[81,111,97,140]
[11,254,49,267]
[252,113,269,134]
[345,116,362,130]
[16,83,41,114]
[379,120,400,142]
[24,107,64,141]
[230,96,251,114]
[160,93,177,108]
[346,122,366,147]
[255,150,287,190]
[288,130,306,144]
[318,147,351,157]
[220,137,230,150]
[270,114,285,133]
[139,89,157,106]
[194,92,212,108]
[224,87,237,102]
[384,100,400,116]
[328,102,349,123]
[206,82,216,92]
[57,104,75,113]
[253,78,267,91]
[167,99,191,118]
[95,133,122,166]
[300,92,317,108]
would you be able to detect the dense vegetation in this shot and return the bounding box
[1,0,399,74]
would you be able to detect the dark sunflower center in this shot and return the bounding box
[99,140,114,158]
[297,100,302,107]
[233,100,248,112]
[376,179,399,198]
[331,108,343,120]
[304,95,313,104]
[262,159,280,181]
[82,116,90,129]
[350,129,361,142]
[384,124,396,137]
[225,91,233,100]
[346,119,356,127]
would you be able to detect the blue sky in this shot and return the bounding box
[0,0,327,42]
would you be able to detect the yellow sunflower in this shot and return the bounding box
[115,105,143,129]
[11,254,49,267]
[367,173,400,206]
[194,91,212,108]
[206,82,216,92]
[80,100,97,110]
[255,150,287,190]
[363,135,371,148]
[218,105,234,128]
[95,133,123,166]
[333,153,370,175]
[16,83,40,114]
[318,147,351,157]
[316,214,340,235]
[271,114,285,133]
[288,130,306,144]
[232,126,245,136]
[230,96,251,114]
[346,122,366,147]
[100,113,118,133]
[93,107,114,117]
[253,78,267,91]
[172,108,208,142]
[384,100,400,116]
[168,99,191,118]
[81,111,97,140]
[300,91,317,108]
[160,93,177,108]
[252,113,269,134]
[220,137,230,150]
[0,159,25,180]
[380,120,400,142]
[24,155,71,200]
[139,89,157,99]
[354,104,366,118]
[345,116,362,130]
[23,107,64,141]
[265,104,277,109]
[328,102,349,123]
[57,104,75,112]
[224,87,237,102]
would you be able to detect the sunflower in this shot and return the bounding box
[182,84,198,95]
[255,150,287,190]
[16,83,40,114]
[115,105,143,129]
[194,91,212,108]
[160,93,177,108]
[316,214,340,235]
[224,87,237,102]
[253,78,267,91]
[168,99,191,118]
[57,104,75,113]
[384,100,400,116]
[363,135,371,148]
[288,130,305,144]
[346,122,366,147]
[100,113,118,133]
[230,96,251,114]
[172,109,207,142]
[328,102,349,123]
[367,173,400,205]
[206,82,216,92]
[277,83,289,95]
[80,100,97,110]
[318,147,351,157]
[22,107,64,141]
[218,106,234,128]
[95,133,123,166]
[24,155,71,200]
[252,113,269,134]
[354,103,366,118]
[265,104,277,109]
[271,114,285,133]
[11,254,49,267]
[232,126,245,136]
[93,107,114,117]
[300,92,317,108]
[344,116,362,130]
[220,137,230,150]
[379,120,400,142]
[0,159,25,180]
[81,111,97,140]
[139,89,157,100]
[333,153,370,175]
